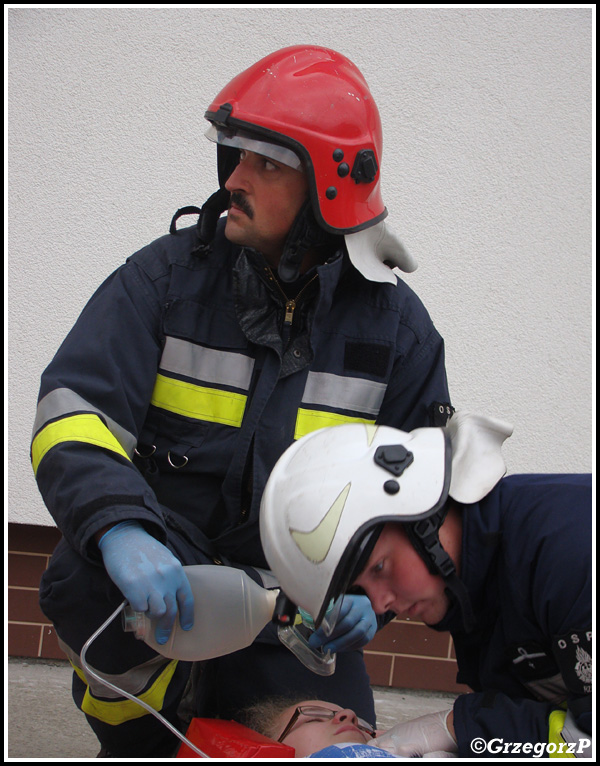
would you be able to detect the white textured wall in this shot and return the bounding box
[8,7,593,527]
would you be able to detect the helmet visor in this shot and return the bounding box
[205,124,303,172]
[315,524,384,636]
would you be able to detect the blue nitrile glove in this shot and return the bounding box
[98,520,194,645]
[308,595,377,653]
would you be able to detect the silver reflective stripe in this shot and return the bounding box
[58,637,172,699]
[302,372,387,417]
[160,336,255,391]
[32,388,137,457]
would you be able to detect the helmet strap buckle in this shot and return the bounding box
[407,510,454,578]
[407,512,477,633]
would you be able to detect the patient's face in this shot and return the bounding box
[274,700,372,757]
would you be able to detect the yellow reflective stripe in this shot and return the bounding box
[76,659,178,725]
[548,709,576,758]
[33,388,138,457]
[31,413,131,476]
[151,373,246,427]
[72,663,87,685]
[295,408,375,441]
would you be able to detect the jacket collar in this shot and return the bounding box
[232,245,347,378]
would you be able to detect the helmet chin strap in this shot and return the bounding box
[441,573,476,634]
[189,144,239,255]
[277,201,342,283]
[405,511,476,633]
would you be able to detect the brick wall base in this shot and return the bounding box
[8,523,64,659]
[8,522,470,694]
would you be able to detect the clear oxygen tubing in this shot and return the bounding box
[79,600,208,758]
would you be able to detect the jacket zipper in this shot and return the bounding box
[264,266,318,328]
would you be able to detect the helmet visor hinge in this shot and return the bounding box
[374,445,414,476]
[351,149,379,184]
[272,590,298,626]
[211,102,234,128]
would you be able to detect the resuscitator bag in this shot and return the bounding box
[123,565,278,661]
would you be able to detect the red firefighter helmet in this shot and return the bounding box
[205,45,387,235]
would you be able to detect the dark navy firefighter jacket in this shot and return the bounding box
[438,473,592,757]
[32,220,451,571]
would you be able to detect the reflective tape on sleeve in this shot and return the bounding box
[31,413,132,475]
[548,709,576,758]
[33,387,137,457]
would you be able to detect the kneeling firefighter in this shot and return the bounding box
[35,45,453,758]
[260,413,592,758]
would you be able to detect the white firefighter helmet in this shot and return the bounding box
[259,412,512,633]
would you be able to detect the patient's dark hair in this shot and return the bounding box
[240,695,309,741]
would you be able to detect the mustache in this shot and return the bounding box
[229,191,254,219]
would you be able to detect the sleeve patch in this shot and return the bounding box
[552,630,592,695]
[344,342,391,378]
[429,401,455,426]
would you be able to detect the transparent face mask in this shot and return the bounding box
[205,124,303,172]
